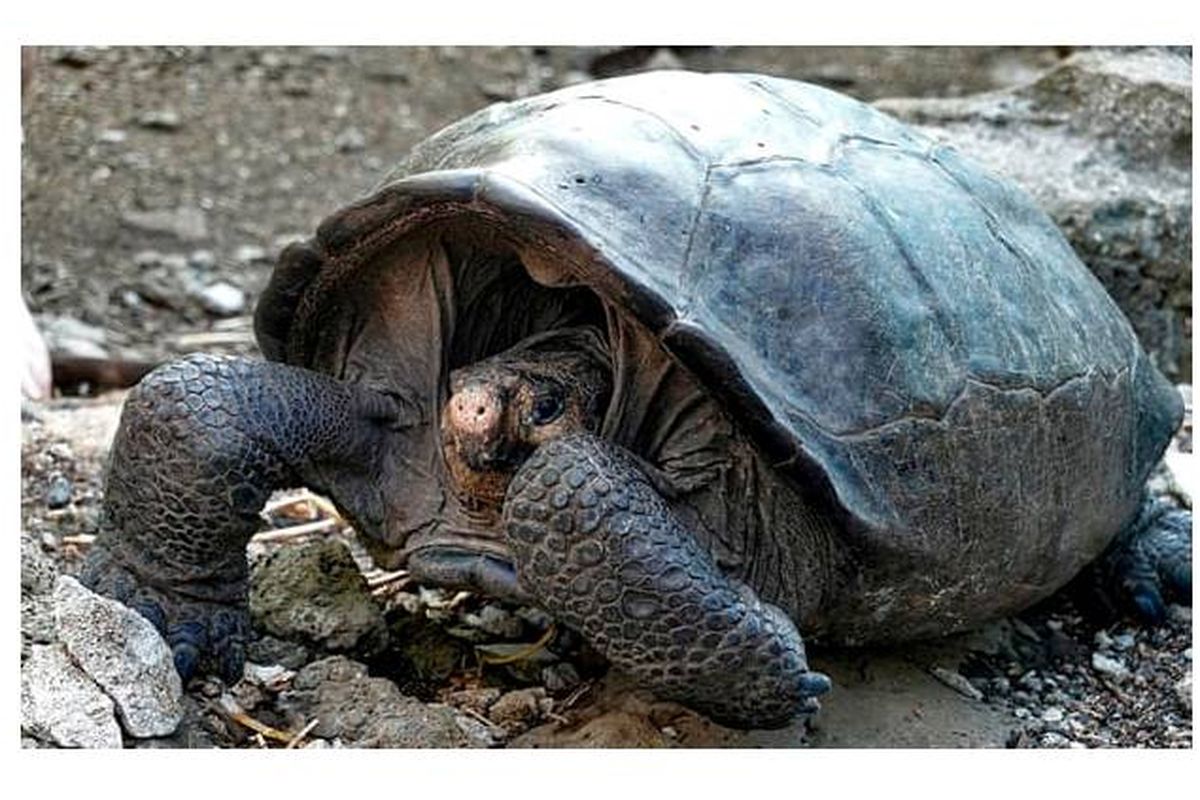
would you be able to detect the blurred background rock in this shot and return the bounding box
[20,45,1191,392]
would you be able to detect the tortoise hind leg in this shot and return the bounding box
[502,433,830,729]
[1080,494,1191,624]
[81,353,398,683]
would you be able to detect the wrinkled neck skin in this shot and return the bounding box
[320,229,834,627]
[329,231,608,569]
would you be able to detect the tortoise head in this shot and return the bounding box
[440,328,611,516]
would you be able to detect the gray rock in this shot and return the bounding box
[1174,673,1192,713]
[121,206,208,242]
[126,694,219,749]
[196,281,246,316]
[245,634,311,670]
[1039,731,1073,748]
[21,531,59,660]
[488,687,548,735]
[21,593,57,660]
[281,656,468,747]
[445,687,502,715]
[97,128,127,144]
[463,603,525,639]
[21,644,122,748]
[53,576,183,737]
[45,473,73,509]
[249,539,388,657]
[1091,652,1131,683]
[453,713,499,748]
[21,530,57,595]
[876,47,1192,381]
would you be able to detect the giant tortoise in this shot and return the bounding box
[82,70,1191,729]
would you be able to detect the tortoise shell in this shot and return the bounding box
[256,71,1181,633]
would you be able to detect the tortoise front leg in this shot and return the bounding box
[81,354,398,683]
[502,434,831,729]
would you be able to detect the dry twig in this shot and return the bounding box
[213,694,294,745]
[251,518,337,542]
[285,718,321,749]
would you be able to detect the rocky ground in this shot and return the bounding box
[18,386,1194,748]
[19,45,1194,748]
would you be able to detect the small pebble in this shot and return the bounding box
[45,474,73,509]
[1091,652,1130,683]
[1041,706,1064,724]
[1039,732,1072,748]
[234,244,268,264]
[1173,674,1192,713]
[1017,671,1042,692]
[463,604,525,639]
[137,109,181,130]
[197,281,246,316]
[244,663,293,687]
[133,250,162,269]
[188,249,216,270]
[97,129,127,144]
[1112,633,1136,652]
[334,127,366,152]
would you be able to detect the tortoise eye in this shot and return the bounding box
[530,393,564,426]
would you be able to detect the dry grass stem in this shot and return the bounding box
[476,624,557,666]
[285,718,321,749]
[215,695,295,744]
[251,518,337,542]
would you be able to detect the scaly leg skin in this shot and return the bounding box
[1085,494,1192,624]
[81,354,397,683]
[502,433,831,729]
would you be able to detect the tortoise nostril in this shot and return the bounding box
[476,406,486,416]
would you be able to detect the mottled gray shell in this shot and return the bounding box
[258,71,1181,596]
